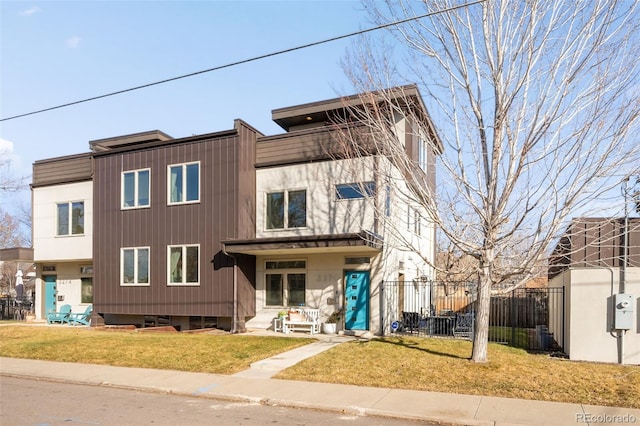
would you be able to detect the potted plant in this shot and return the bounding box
[322,309,342,334]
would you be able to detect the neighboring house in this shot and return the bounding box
[0,247,34,297]
[548,218,640,365]
[32,154,94,319]
[30,85,441,333]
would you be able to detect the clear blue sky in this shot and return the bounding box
[0,0,373,215]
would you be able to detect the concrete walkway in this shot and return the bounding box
[233,338,350,379]
[1,331,639,425]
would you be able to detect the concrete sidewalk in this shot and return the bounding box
[1,330,639,425]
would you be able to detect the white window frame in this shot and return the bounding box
[120,247,150,286]
[122,168,151,209]
[56,201,85,236]
[265,189,307,230]
[418,138,428,172]
[167,244,200,286]
[167,161,200,205]
[414,209,422,236]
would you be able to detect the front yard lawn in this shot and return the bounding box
[0,325,312,374]
[1,325,637,408]
[276,337,640,409]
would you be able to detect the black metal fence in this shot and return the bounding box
[381,280,564,352]
[0,296,33,320]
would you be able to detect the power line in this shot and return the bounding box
[0,1,485,122]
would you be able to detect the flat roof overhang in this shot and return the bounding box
[222,233,383,256]
[0,247,34,262]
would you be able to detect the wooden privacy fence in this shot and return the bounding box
[490,288,556,328]
[381,280,564,352]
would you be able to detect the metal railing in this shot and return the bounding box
[0,296,34,320]
[381,280,564,352]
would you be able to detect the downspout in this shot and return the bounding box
[617,179,631,363]
[621,179,629,295]
[596,264,625,365]
[222,245,238,334]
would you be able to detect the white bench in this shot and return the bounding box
[283,308,320,334]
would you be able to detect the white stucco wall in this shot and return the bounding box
[254,253,378,310]
[376,156,436,281]
[256,157,377,238]
[253,150,436,334]
[34,261,93,320]
[33,181,93,262]
[549,267,640,365]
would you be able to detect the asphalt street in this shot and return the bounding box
[0,376,433,426]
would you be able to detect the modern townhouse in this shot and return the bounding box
[32,153,94,320]
[31,85,441,333]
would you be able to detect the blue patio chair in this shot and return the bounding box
[47,304,72,324]
[69,304,92,326]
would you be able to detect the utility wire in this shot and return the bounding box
[0,0,485,122]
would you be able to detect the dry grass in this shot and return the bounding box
[0,325,312,374]
[277,337,640,409]
[1,326,638,408]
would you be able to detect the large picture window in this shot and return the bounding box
[121,247,150,285]
[265,260,306,307]
[168,162,200,204]
[266,190,306,229]
[122,169,150,208]
[57,201,84,236]
[168,245,199,285]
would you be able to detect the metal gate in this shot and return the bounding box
[381,280,564,352]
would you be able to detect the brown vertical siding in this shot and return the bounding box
[549,218,640,276]
[256,129,342,167]
[93,126,257,318]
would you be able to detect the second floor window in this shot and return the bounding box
[168,162,199,204]
[335,182,376,200]
[122,169,150,208]
[121,247,149,285]
[407,207,422,236]
[266,189,307,230]
[57,201,84,236]
[418,138,428,172]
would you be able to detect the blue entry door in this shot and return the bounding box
[344,271,370,330]
[44,275,57,314]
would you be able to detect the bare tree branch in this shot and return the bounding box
[338,0,640,362]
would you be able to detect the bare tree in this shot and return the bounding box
[0,149,28,193]
[0,207,28,248]
[337,0,640,362]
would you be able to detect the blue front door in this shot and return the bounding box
[44,275,57,314]
[344,271,370,330]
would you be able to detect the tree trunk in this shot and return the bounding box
[471,265,492,362]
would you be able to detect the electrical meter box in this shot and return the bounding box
[613,293,634,330]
